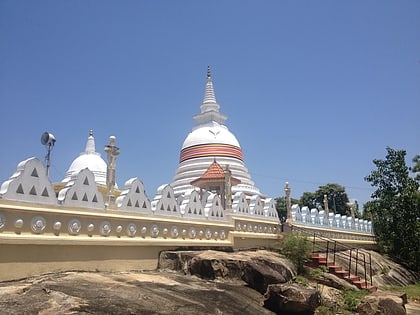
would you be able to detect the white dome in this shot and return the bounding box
[62,131,107,186]
[182,122,240,149]
[63,153,107,185]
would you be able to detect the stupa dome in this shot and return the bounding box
[182,122,240,149]
[62,130,107,186]
[171,67,261,197]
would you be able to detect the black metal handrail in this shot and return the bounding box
[290,225,373,287]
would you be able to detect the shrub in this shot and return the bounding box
[279,234,311,274]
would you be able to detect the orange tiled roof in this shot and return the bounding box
[191,160,241,188]
[199,160,225,180]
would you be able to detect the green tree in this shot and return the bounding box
[299,191,317,210]
[361,200,375,220]
[410,155,420,181]
[315,183,351,216]
[275,196,299,219]
[364,147,420,271]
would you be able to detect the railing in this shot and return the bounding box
[290,225,373,288]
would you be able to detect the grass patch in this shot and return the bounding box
[291,275,309,287]
[341,289,369,312]
[381,282,420,301]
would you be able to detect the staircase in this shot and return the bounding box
[310,252,377,292]
[291,225,377,292]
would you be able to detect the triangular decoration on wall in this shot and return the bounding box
[31,168,39,178]
[167,192,171,198]
[160,204,164,211]
[92,194,98,203]
[83,177,89,185]
[72,192,78,200]
[142,201,147,208]
[134,200,139,208]
[16,184,24,194]
[136,186,140,193]
[29,186,37,196]
[41,187,49,197]
[82,193,88,201]
[127,199,132,207]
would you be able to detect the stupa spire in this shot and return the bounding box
[194,67,227,126]
[85,129,96,154]
[201,66,220,113]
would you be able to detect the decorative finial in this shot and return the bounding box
[207,65,211,79]
[89,129,93,137]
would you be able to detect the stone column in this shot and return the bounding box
[224,165,232,211]
[104,136,120,208]
[323,194,329,215]
[285,182,292,224]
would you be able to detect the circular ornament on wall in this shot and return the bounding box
[31,216,46,234]
[162,227,169,237]
[236,221,242,231]
[127,223,137,237]
[100,221,112,236]
[150,224,159,238]
[141,226,147,236]
[15,218,24,229]
[87,223,95,232]
[53,221,62,231]
[188,227,196,239]
[181,228,187,238]
[205,228,212,240]
[0,213,6,230]
[220,230,226,240]
[68,219,81,235]
[170,226,179,238]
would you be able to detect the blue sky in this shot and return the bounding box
[1,1,419,207]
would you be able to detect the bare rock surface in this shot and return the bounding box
[0,270,275,315]
[159,249,296,294]
[263,283,321,314]
[358,291,407,315]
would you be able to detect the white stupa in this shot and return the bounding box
[171,67,262,197]
[62,130,108,186]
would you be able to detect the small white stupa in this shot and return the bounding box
[62,130,108,186]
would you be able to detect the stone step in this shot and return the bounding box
[308,253,377,292]
[328,265,343,272]
[344,274,360,282]
[333,270,350,278]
